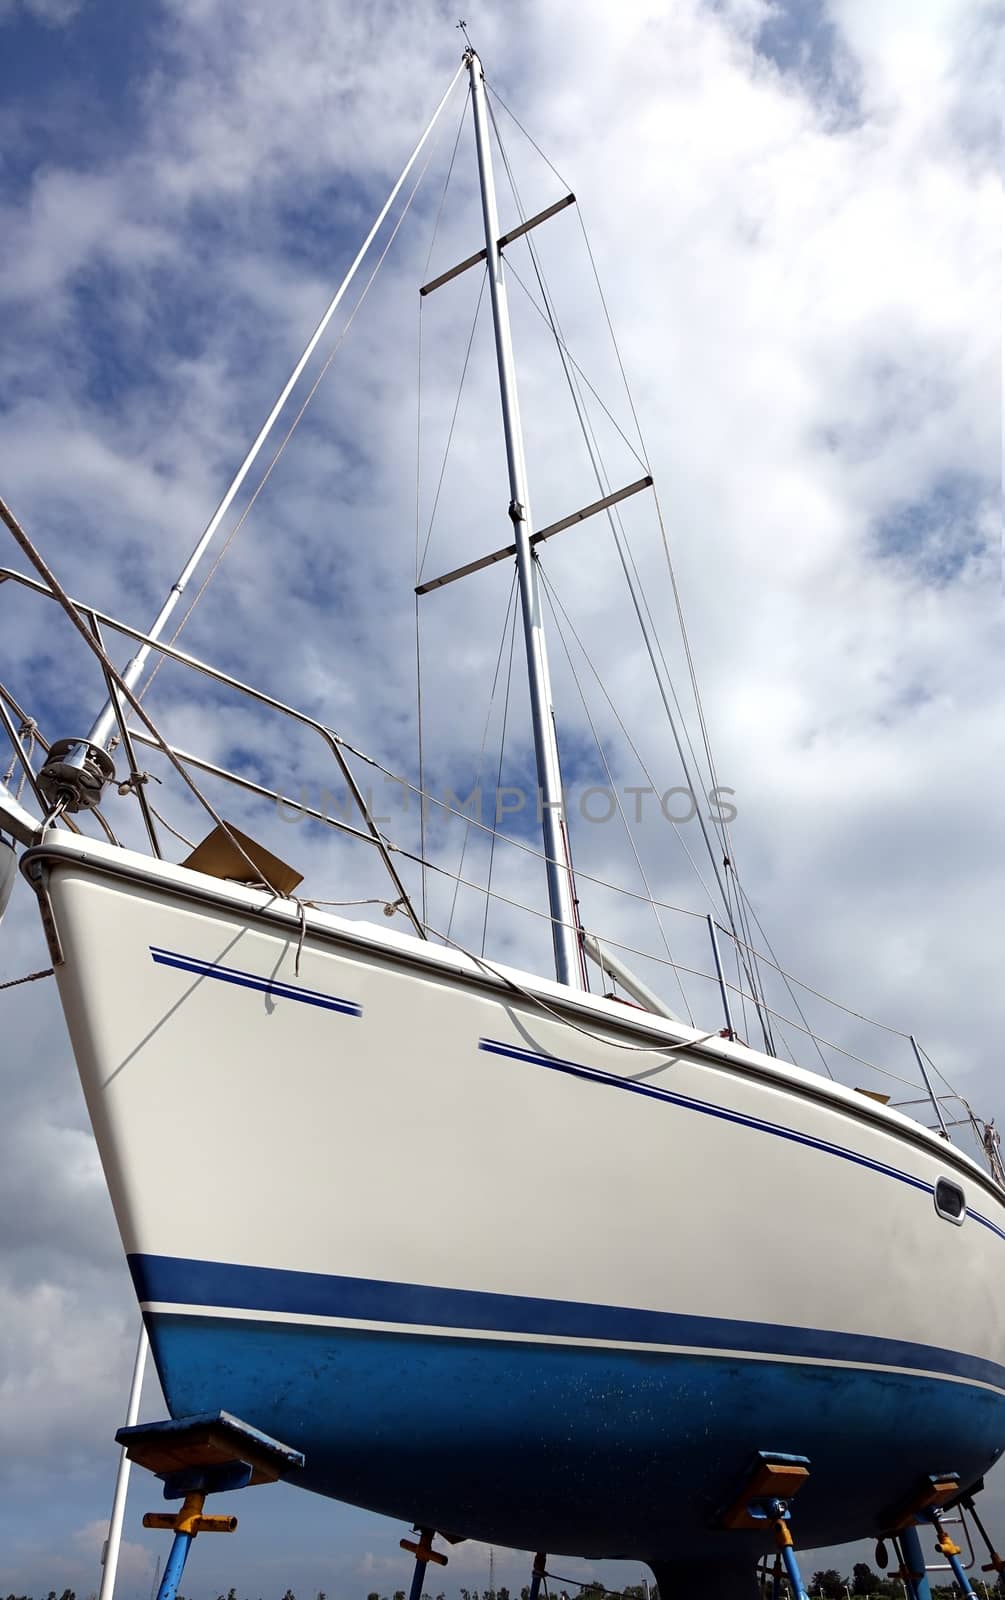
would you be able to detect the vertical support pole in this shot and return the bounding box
[401,1529,447,1600]
[528,1552,547,1600]
[909,1036,950,1139]
[898,1526,934,1600]
[962,1493,1005,1580]
[778,1541,808,1598]
[923,1510,979,1597]
[407,1548,429,1600]
[155,1529,195,1600]
[707,913,735,1038]
[98,1322,149,1600]
[465,48,585,991]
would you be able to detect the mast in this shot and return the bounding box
[465,50,585,990]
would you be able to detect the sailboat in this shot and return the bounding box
[1,47,1002,1600]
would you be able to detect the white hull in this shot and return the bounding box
[24,830,1005,1562]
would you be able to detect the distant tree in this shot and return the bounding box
[366,1591,380,1600]
[809,1572,846,1600]
[852,1562,881,1595]
[281,1590,296,1600]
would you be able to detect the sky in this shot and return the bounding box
[0,0,1001,1594]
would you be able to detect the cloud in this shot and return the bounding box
[0,0,85,25]
[0,0,1000,1590]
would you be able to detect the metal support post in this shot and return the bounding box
[155,1514,198,1600]
[707,913,735,1038]
[898,1526,934,1600]
[401,1527,448,1600]
[924,1508,979,1597]
[770,1505,809,1599]
[117,1411,303,1600]
[961,1492,1005,1581]
[97,1322,149,1600]
[909,1036,950,1139]
[528,1552,547,1600]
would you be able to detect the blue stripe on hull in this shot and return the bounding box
[149,946,362,1016]
[129,1253,1005,1394]
[145,1312,1005,1561]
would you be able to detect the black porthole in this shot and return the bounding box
[934,1178,965,1224]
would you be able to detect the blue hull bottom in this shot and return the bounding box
[147,1313,1005,1562]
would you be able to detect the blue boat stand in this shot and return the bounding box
[881,1471,989,1600]
[961,1488,1005,1586]
[400,1527,450,1600]
[114,1410,305,1600]
[528,1550,548,1600]
[110,1413,1005,1600]
[719,1451,813,1599]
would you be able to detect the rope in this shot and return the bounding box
[427,914,724,1059]
[147,803,196,851]
[0,967,53,990]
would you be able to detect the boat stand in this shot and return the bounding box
[718,1451,811,1599]
[116,1410,304,1600]
[921,1503,979,1599]
[881,1472,969,1600]
[961,1487,1005,1585]
[400,1527,451,1600]
[527,1550,548,1600]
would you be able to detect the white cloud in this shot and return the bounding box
[0,0,85,25]
[0,0,1000,1588]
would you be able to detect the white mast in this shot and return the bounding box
[465,50,585,989]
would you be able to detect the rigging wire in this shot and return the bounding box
[533,572,720,910]
[0,967,53,991]
[485,88,779,1052]
[503,258,647,471]
[414,271,489,922]
[442,570,518,943]
[541,573,695,1024]
[417,271,489,582]
[0,493,425,931]
[480,585,519,957]
[505,240,779,1043]
[136,98,452,708]
[427,911,724,1059]
[415,86,473,923]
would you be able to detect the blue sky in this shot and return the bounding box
[0,0,1001,1594]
